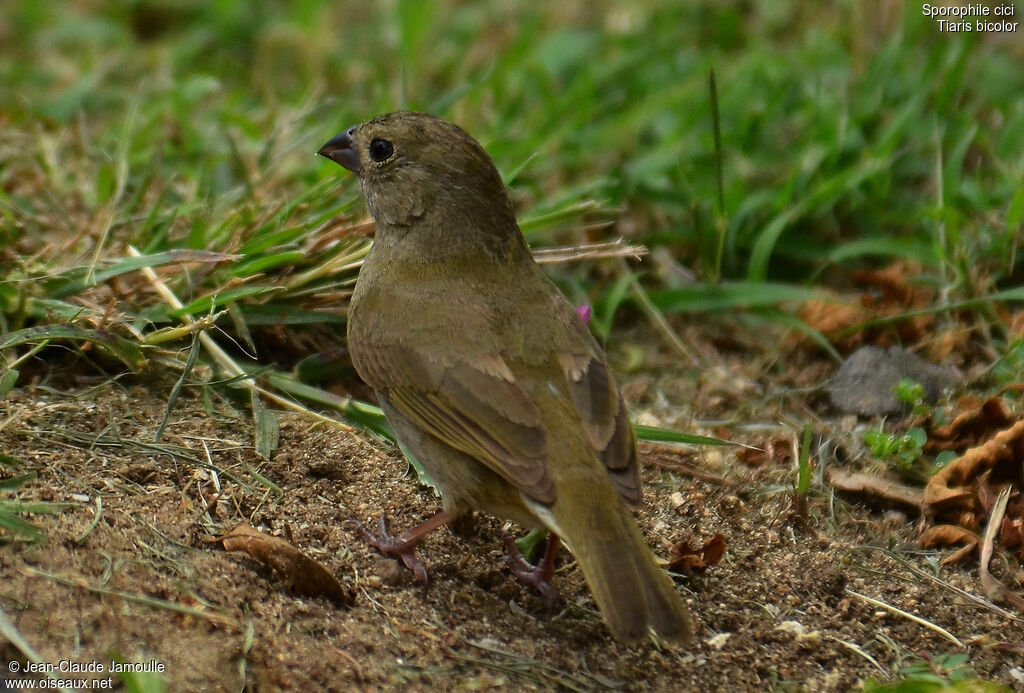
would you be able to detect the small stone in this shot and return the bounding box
[775,620,805,635]
[306,458,347,481]
[828,346,955,416]
[706,632,731,649]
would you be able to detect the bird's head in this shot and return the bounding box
[319,111,517,235]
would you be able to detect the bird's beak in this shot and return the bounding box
[318,126,361,173]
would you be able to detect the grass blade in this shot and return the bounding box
[633,424,734,447]
[648,282,821,313]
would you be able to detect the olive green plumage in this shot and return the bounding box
[319,111,693,643]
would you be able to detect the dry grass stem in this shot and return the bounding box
[532,239,647,264]
[20,565,239,627]
[845,588,964,648]
[126,245,355,432]
[979,485,1024,611]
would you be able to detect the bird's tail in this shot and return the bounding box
[558,495,694,643]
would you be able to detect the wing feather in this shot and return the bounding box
[355,342,554,503]
[353,314,638,507]
[561,351,641,507]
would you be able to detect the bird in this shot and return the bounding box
[318,111,693,643]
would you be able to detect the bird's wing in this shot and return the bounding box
[559,349,641,508]
[354,342,555,503]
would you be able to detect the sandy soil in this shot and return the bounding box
[0,357,1021,692]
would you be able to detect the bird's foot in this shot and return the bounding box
[348,512,451,586]
[502,532,561,606]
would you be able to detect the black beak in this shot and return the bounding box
[318,125,360,173]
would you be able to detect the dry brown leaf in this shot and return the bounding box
[221,523,355,606]
[850,261,935,344]
[796,262,947,351]
[925,327,972,362]
[852,261,933,308]
[826,468,923,510]
[920,524,981,549]
[983,476,1024,557]
[1002,307,1024,338]
[798,296,871,338]
[943,543,980,565]
[737,438,793,468]
[920,524,981,565]
[996,382,1024,398]
[925,397,1015,454]
[1001,514,1024,557]
[924,420,1024,512]
[978,476,1004,514]
[668,533,726,574]
[978,487,1024,611]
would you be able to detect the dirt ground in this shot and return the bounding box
[1,339,1022,692]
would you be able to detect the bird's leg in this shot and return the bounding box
[502,531,562,605]
[348,511,452,585]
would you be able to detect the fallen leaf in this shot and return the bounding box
[668,533,726,574]
[1001,514,1024,557]
[920,524,980,550]
[850,261,935,344]
[796,262,971,354]
[826,468,923,510]
[984,475,1024,557]
[798,296,871,342]
[737,438,792,467]
[1002,307,1024,338]
[851,262,930,305]
[924,420,1024,512]
[920,524,981,565]
[925,397,1016,454]
[925,327,971,362]
[942,543,979,565]
[978,486,1024,611]
[221,523,355,606]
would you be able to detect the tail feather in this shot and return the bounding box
[563,500,693,643]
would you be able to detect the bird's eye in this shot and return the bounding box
[369,138,394,163]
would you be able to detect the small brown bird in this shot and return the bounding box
[318,111,693,643]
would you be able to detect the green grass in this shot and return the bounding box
[0,5,1020,687]
[864,652,1010,692]
[0,460,74,542]
[1,1,1022,434]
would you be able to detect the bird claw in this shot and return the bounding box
[347,515,430,585]
[502,533,560,606]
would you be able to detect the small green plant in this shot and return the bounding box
[793,424,813,517]
[864,426,959,480]
[864,652,1007,692]
[894,378,932,417]
[864,426,927,475]
[0,461,73,543]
